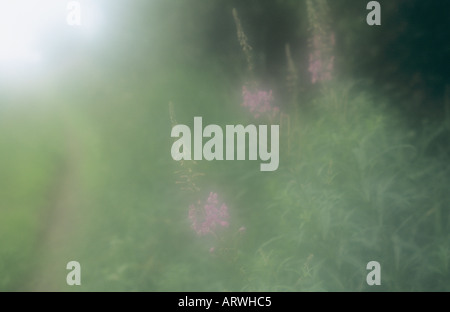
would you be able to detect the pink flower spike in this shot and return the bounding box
[308,34,335,84]
[188,192,230,236]
[242,86,278,119]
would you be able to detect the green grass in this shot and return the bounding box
[1,1,449,291]
[57,70,449,291]
[0,103,65,291]
[1,60,448,292]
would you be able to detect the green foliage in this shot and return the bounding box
[1,0,448,292]
[67,73,449,291]
[263,82,450,291]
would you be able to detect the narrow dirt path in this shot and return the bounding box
[28,126,84,291]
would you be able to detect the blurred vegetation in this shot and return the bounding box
[0,0,449,291]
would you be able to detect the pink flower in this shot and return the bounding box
[242,86,279,119]
[308,33,335,84]
[188,192,230,236]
